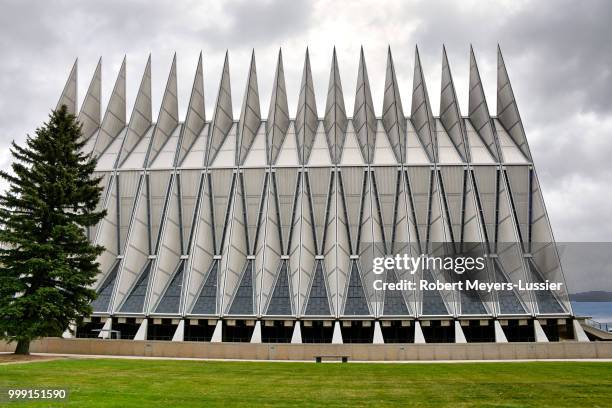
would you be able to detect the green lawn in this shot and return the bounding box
[1,359,611,407]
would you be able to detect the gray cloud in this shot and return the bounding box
[0,0,610,291]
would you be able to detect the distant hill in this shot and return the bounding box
[571,291,612,302]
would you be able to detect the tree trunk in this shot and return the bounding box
[14,339,30,355]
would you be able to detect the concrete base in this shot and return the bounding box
[134,319,148,341]
[573,320,590,342]
[250,321,262,343]
[534,320,549,343]
[454,321,467,343]
[3,338,611,361]
[291,322,302,344]
[62,322,76,339]
[494,321,508,343]
[172,320,184,342]
[98,318,112,339]
[332,321,343,344]
[373,321,384,344]
[210,320,222,343]
[414,321,426,344]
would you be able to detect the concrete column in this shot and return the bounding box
[332,321,343,344]
[573,320,590,342]
[373,321,384,344]
[454,321,467,343]
[534,320,549,343]
[291,321,302,344]
[172,320,184,342]
[62,321,76,339]
[414,321,426,344]
[210,320,223,343]
[98,318,112,339]
[494,320,508,343]
[134,319,148,341]
[250,321,262,343]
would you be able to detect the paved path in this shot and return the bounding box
[2,352,612,364]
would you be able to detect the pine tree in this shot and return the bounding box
[0,105,106,354]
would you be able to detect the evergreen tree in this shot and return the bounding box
[0,105,106,354]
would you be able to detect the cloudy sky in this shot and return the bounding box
[0,0,610,291]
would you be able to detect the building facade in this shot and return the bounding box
[60,46,581,344]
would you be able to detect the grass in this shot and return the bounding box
[1,358,611,407]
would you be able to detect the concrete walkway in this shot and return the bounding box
[2,352,612,364]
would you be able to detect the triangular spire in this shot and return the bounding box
[228,261,255,315]
[56,59,78,114]
[207,51,233,166]
[191,262,219,314]
[323,48,348,164]
[266,49,290,165]
[176,52,206,166]
[304,261,332,315]
[295,48,318,165]
[236,50,261,166]
[78,58,101,141]
[382,47,406,163]
[118,55,152,167]
[469,46,500,161]
[266,262,292,315]
[353,47,377,164]
[497,45,531,160]
[148,54,179,166]
[93,57,126,157]
[343,261,370,315]
[382,269,410,315]
[439,46,469,162]
[411,46,436,162]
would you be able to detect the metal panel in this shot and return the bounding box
[236,52,261,166]
[206,52,233,167]
[56,59,77,114]
[439,47,468,162]
[468,47,500,162]
[382,48,405,163]
[93,57,126,158]
[266,51,290,165]
[323,49,347,164]
[118,56,152,167]
[497,46,531,160]
[176,53,206,166]
[295,50,318,165]
[147,55,179,166]
[353,49,376,164]
[78,59,101,144]
[411,47,436,162]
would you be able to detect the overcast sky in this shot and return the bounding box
[0,0,610,292]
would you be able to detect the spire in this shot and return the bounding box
[118,55,152,167]
[266,49,290,165]
[93,56,126,157]
[497,45,531,160]
[295,48,318,165]
[411,46,436,162]
[323,48,348,164]
[469,46,500,161]
[206,51,233,166]
[236,50,261,166]
[439,46,469,162]
[176,52,206,166]
[78,58,102,141]
[382,47,406,163]
[147,53,179,166]
[353,47,376,164]
[56,58,78,114]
